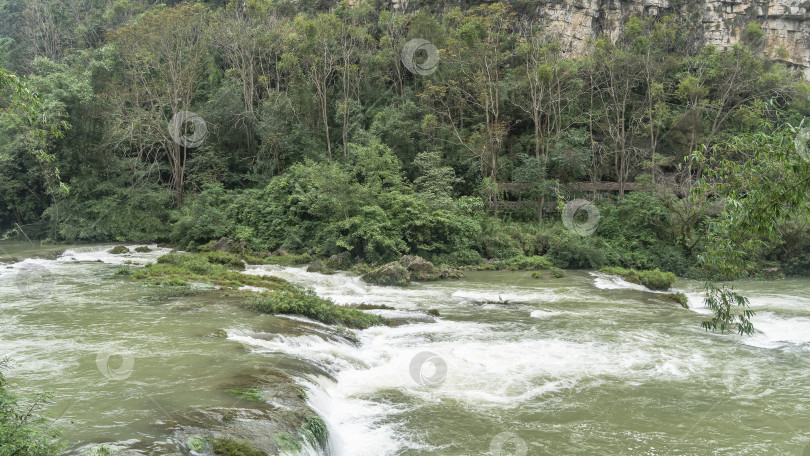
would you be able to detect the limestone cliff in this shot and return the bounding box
[529,0,809,78]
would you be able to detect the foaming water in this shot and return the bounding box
[5,244,810,455]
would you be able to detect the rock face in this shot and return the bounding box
[383,0,810,79]
[526,0,810,79]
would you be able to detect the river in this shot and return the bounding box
[2,242,810,455]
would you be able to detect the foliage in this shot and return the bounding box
[600,266,676,291]
[245,285,390,329]
[133,252,286,290]
[0,361,62,456]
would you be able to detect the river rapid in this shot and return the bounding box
[2,242,810,455]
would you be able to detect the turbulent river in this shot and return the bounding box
[2,242,810,455]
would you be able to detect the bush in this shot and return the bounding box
[601,267,676,291]
[0,363,62,456]
[245,285,390,329]
[134,253,286,290]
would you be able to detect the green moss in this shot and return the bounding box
[187,436,208,452]
[132,252,287,290]
[663,292,689,308]
[226,387,265,403]
[245,285,389,329]
[273,433,301,452]
[202,251,246,270]
[301,416,328,449]
[211,438,266,456]
[149,284,197,301]
[600,267,676,291]
[134,246,152,253]
[109,246,130,254]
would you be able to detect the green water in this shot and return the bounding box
[3,242,810,455]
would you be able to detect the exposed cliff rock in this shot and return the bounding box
[527,0,809,79]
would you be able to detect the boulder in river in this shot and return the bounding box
[324,251,353,270]
[399,255,464,281]
[362,262,411,286]
[306,260,335,275]
[398,255,436,280]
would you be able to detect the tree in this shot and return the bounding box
[291,12,341,159]
[109,3,210,206]
[436,3,513,195]
[693,123,810,334]
[210,0,282,158]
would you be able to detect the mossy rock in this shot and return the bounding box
[662,292,689,308]
[301,416,328,450]
[186,436,208,452]
[399,255,437,280]
[226,387,265,403]
[272,432,301,452]
[211,438,266,456]
[600,267,676,291]
[324,251,353,270]
[362,262,410,286]
[246,285,389,329]
[134,246,152,253]
[306,261,335,275]
[109,246,130,254]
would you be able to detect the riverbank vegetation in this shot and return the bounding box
[2,0,809,330]
[0,361,61,456]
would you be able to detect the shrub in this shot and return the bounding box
[0,363,62,456]
[245,285,389,329]
[601,267,676,291]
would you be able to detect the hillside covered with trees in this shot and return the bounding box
[2,0,810,279]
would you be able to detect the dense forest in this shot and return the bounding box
[2,0,810,280]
